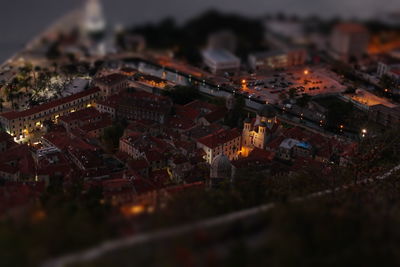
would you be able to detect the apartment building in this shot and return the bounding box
[197,128,242,164]
[96,90,172,124]
[0,88,100,140]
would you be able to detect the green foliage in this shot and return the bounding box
[130,10,266,63]
[162,85,200,105]
[224,96,245,128]
[46,42,61,60]
[315,96,354,128]
[296,94,311,108]
[102,123,125,152]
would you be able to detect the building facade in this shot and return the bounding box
[0,88,100,140]
[330,23,369,62]
[202,49,240,74]
[248,48,307,70]
[369,104,400,127]
[96,91,172,124]
[197,128,241,164]
[94,73,129,98]
[242,105,279,155]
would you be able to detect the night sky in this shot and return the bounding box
[0,0,398,61]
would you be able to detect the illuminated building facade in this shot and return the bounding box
[0,88,100,140]
[241,105,279,156]
[197,128,242,164]
[248,48,307,70]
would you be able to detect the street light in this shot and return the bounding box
[304,69,309,75]
[361,128,367,138]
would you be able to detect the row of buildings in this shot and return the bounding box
[0,56,358,213]
[202,47,307,74]
[201,21,371,75]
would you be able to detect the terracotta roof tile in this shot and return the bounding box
[197,128,241,149]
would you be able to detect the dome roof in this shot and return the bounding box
[259,122,267,127]
[257,105,276,118]
[210,154,232,179]
[244,117,252,123]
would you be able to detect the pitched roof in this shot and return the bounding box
[0,163,18,174]
[202,107,227,123]
[184,100,218,113]
[0,88,100,120]
[175,105,201,121]
[59,107,101,124]
[127,158,149,170]
[79,117,112,132]
[95,73,128,86]
[167,116,196,131]
[197,128,241,149]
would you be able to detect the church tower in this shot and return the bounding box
[242,117,252,147]
[256,105,278,129]
[254,122,267,149]
[83,0,106,39]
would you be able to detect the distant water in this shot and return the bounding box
[0,0,399,62]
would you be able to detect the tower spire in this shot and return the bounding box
[83,0,106,35]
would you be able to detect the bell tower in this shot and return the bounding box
[83,0,106,38]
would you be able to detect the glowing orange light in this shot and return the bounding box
[304,70,309,75]
[122,205,145,216]
[32,210,46,223]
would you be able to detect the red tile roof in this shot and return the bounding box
[127,158,149,170]
[42,131,98,152]
[390,69,400,76]
[0,87,100,120]
[202,107,227,123]
[145,150,164,162]
[167,116,196,131]
[0,144,35,176]
[0,163,18,174]
[184,100,218,113]
[59,107,101,124]
[233,148,275,168]
[79,116,112,132]
[95,73,128,86]
[175,105,201,121]
[97,91,172,115]
[0,182,45,214]
[150,169,170,187]
[197,128,241,149]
